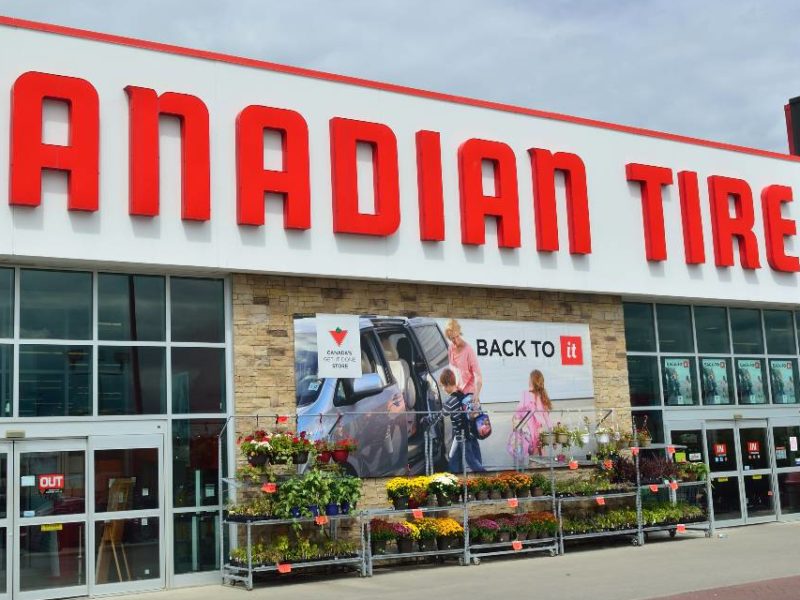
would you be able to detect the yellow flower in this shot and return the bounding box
[435,517,464,536]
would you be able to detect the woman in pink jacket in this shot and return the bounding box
[507,370,552,460]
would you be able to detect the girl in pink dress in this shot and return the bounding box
[507,370,552,460]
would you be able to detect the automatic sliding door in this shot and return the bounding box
[14,439,88,600]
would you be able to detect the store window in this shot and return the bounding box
[669,430,704,463]
[172,419,225,508]
[730,308,764,355]
[627,356,659,407]
[170,278,224,343]
[694,306,729,354]
[661,357,698,406]
[764,310,796,355]
[0,268,13,339]
[735,358,768,404]
[98,273,166,341]
[172,348,226,414]
[98,346,166,415]
[633,410,664,444]
[656,304,694,353]
[623,303,656,352]
[19,345,91,416]
[773,426,800,468]
[174,512,220,574]
[20,269,92,339]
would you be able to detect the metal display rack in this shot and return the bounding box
[365,504,468,575]
[557,490,641,554]
[222,514,367,590]
[634,442,715,541]
[218,410,716,589]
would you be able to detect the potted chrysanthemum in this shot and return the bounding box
[435,517,464,550]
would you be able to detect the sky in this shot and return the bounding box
[2,0,799,153]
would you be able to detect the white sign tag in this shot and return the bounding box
[20,475,35,487]
[791,436,798,452]
[316,314,362,378]
[204,484,216,498]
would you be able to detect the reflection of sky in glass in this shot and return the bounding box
[20,269,92,339]
[98,274,165,341]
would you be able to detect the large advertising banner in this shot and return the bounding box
[293,314,594,477]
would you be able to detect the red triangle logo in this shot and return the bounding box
[329,327,348,346]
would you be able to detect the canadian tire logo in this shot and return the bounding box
[329,327,348,346]
[560,336,583,366]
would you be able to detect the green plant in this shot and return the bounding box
[330,474,362,506]
[677,461,710,482]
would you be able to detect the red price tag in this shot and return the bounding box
[767,491,774,497]
[507,498,519,508]
[411,509,423,519]
[261,482,277,494]
[669,481,679,491]
[315,515,329,526]
[649,484,659,493]
[596,496,605,506]
[667,445,676,455]
[276,415,289,424]
[631,447,639,456]
[568,460,578,470]
[276,563,292,574]
[676,524,686,534]
[511,540,523,551]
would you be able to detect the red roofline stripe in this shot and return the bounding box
[2,14,799,164]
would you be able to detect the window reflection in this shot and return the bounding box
[20,270,92,340]
[19,346,91,417]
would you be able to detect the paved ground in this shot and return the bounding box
[120,522,800,600]
[651,576,800,599]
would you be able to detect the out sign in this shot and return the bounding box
[38,473,64,494]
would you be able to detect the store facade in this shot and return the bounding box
[1,13,800,599]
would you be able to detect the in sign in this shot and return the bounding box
[38,473,64,495]
[713,443,727,457]
[747,441,760,454]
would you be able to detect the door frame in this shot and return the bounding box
[13,438,89,600]
[0,444,11,600]
[88,434,165,597]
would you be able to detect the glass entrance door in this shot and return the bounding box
[705,420,775,525]
[90,434,164,595]
[13,439,88,600]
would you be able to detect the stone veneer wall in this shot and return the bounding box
[232,274,630,509]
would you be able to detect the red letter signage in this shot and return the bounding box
[10,71,99,211]
[761,184,800,272]
[625,163,673,262]
[236,105,310,228]
[677,171,706,264]
[330,117,400,236]
[125,86,210,221]
[416,130,445,241]
[708,176,760,269]
[458,139,520,247]
[530,149,591,254]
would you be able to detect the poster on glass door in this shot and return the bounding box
[769,360,797,404]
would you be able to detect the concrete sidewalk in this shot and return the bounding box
[121,522,800,600]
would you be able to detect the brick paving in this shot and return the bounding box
[651,575,800,600]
